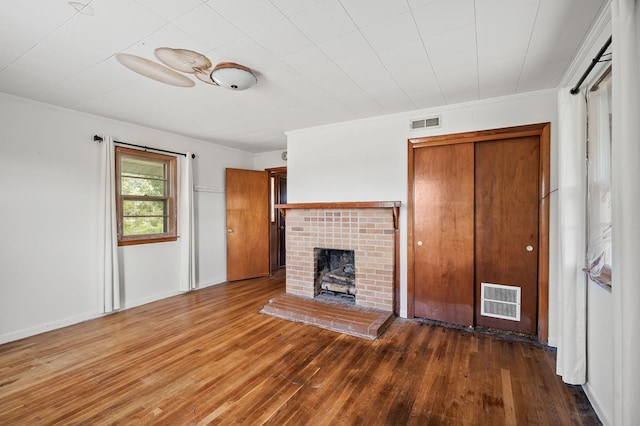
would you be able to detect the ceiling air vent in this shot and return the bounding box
[410,115,441,131]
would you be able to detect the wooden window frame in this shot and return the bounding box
[115,147,178,246]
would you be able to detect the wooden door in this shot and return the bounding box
[474,137,539,334]
[225,168,270,281]
[413,143,475,325]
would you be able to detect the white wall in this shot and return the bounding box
[558,5,613,424]
[0,93,256,343]
[253,149,287,170]
[287,89,559,342]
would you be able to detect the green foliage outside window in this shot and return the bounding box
[120,156,170,236]
[123,215,166,236]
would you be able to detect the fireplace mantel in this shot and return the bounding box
[275,201,401,229]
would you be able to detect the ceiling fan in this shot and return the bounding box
[116,47,257,90]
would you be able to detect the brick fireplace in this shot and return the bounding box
[276,202,400,312]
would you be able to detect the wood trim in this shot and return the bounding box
[268,168,287,271]
[409,123,549,148]
[406,142,416,318]
[276,201,400,209]
[266,166,287,173]
[589,65,612,92]
[537,123,551,344]
[115,146,178,246]
[118,236,178,246]
[394,226,400,316]
[276,202,401,230]
[407,123,550,344]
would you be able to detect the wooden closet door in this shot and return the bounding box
[414,143,475,325]
[474,137,539,334]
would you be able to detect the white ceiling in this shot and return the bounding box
[0,0,606,152]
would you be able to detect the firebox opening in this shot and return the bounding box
[314,248,355,305]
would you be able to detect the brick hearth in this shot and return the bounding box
[260,293,394,339]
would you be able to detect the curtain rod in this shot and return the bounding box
[93,135,196,159]
[570,36,612,95]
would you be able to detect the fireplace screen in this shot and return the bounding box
[315,248,355,302]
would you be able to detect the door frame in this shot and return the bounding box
[266,166,287,271]
[407,123,551,344]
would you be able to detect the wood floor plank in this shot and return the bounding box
[0,273,601,425]
[501,368,517,426]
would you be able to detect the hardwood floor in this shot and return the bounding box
[0,274,599,425]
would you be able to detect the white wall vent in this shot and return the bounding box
[410,115,441,130]
[481,283,521,321]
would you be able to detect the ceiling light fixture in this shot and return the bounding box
[210,62,257,90]
[117,47,258,90]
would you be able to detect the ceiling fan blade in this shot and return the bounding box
[154,48,212,74]
[194,68,218,85]
[116,53,195,87]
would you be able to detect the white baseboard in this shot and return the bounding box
[122,290,182,310]
[2,288,194,345]
[1,278,236,345]
[583,382,612,426]
[197,277,227,289]
[0,311,101,345]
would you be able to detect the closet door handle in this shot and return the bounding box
[525,245,534,252]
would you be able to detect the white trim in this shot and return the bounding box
[0,311,101,345]
[122,290,182,310]
[196,277,228,289]
[285,88,557,136]
[0,91,261,155]
[583,382,612,426]
[559,1,612,88]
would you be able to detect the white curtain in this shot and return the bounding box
[612,0,640,424]
[556,89,587,385]
[98,136,121,313]
[179,152,196,291]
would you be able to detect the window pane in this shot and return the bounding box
[115,147,177,244]
[122,157,166,179]
[123,216,167,236]
[586,69,612,286]
[121,176,165,196]
[123,199,166,217]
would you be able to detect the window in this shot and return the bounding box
[115,147,177,245]
[586,67,612,287]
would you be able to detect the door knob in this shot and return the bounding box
[526,245,534,252]
[227,229,234,233]
[417,240,423,246]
